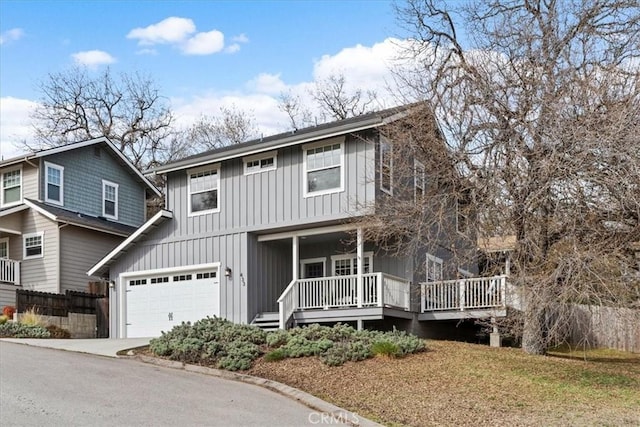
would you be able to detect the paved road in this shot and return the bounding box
[0,342,335,426]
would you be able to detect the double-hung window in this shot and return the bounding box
[426,253,443,282]
[45,162,64,206]
[380,138,392,194]
[244,151,277,175]
[414,159,425,202]
[331,252,373,276]
[1,167,22,207]
[102,180,118,220]
[304,142,344,197]
[24,232,44,259]
[188,166,219,215]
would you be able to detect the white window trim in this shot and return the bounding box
[302,140,345,198]
[187,164,221,217]
[380,137,393,195]
[331,251,374,275]
[1,166,23,208]
[243,150,277,175]
[414,159,425,202]
[457,268,474,278]
[0,237,9,259]
[300,257,326,279]
[426,253,443,282]
[23,232,44,260]
[102,179,119,220]
[44,162,64,206]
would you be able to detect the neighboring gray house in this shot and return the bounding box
[89,106,508,338]
[0,137,161,307]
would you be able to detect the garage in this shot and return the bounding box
[124,267,220,338]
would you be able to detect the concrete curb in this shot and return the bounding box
[129,353,384,427]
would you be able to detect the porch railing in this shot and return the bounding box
[277,272,411,329]
[0,259,20,285]
[420,275,506,313]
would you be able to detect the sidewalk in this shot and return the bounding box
[0,337,151,357]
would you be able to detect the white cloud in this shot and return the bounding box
[136,48,158,56]
[225,43,241,54]
[246,73,288,95]
[232,33,249,43]
[0,97,37,160]
[0,28,24,45]
[127,17,195,45]
[71,50,116,68]
[182,30,224,55]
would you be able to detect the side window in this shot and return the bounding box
[188,167,220,216]
[45,162,64,206]
[244,151,277,175]
[426,253,443,282]
[414,159,425,202]
[1,168,22,207]
[331,253,373,275]
[102,180,119,220]
[24,232,44,259]
[303,142,343,197]
[380,138,392,194]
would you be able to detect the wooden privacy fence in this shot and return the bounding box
[567,304,640,353]
[16,289,103,317]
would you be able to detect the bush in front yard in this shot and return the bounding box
[0,315,8,325]
[0,322,51,338]
[2,305,15,319]
[45,325,72,339]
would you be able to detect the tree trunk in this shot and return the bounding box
[522,305,547,355]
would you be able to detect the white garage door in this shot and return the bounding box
[125,268,220,338]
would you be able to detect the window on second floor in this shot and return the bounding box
[304,142,344,197]
[426,253,443,282]
[45,162,64,206]
[414,160,425,202]
[244,151,277,175]
[380,138,392,194]
[1,167,22,207]
[102,180,119,220]
[24,232,44,260]
[188,167,219,216]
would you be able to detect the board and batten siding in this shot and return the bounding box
[19,209,59,293]
[59,226,123,294]
[164,133,376,238]
[108,227,249,337]
[41,146,146,227]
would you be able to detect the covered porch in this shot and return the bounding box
[0,208,24,286]
[252,224,412,330]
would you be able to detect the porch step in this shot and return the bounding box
[251,312,280,331]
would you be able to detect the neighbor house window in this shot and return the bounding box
[426,253,443,282]
[0,237,8,259]
[23,232,44,259]
[45,162,64,206]
[244,151,277,175]
[1,167,22,207]
[331,252,373,276]
[303,141,344,196]
[102,180,118,220]
[380,138,392,194]
[188,166,219,215]
[414,159,425,202]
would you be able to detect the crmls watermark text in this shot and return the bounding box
[308,411,360,425]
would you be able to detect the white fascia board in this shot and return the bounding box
[257,223,356,242]
[150,119,383,176]
[23,199,58,221]
[0,204,29,217]
[87,209,173,277]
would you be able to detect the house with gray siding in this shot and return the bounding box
[89,106,509,338]
[0,137,161,308]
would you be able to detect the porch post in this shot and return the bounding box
[292,235,299,280]
[357,227,363,308]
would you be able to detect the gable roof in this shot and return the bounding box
[149,103,416,175]
[0,136,161,197]
[24,199,137,237]
[87,209,174,277]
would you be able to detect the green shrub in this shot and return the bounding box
[371,340,401,358]
[217,341,261,371]
[45,324,71,339]
[264,348,287,362]
[0,315,8,325]
[0,322,51,338]
[266,329,289,347]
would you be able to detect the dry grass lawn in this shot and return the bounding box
[248,340,640,427]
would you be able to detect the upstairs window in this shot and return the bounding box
[1,168,22,207]
[414,160,425,202]
[244,151,277,175]
[102,180,118,220]
[24,232,44,259]
[45,162,64,206]
[188,167,219,215]
[380,138,392,194]
[304,142,343,197]
[426,253,443,282]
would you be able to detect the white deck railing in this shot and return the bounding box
[277,272,411,329]
[0,259,20,285]
[421,275,506,312]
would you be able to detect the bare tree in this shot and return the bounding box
[365,0,640,354]
[311,74,379,121]
[187,105,259,151]
[28,67,174,170]
[278,91,314,130]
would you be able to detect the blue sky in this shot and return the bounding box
[0,0,409,159]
